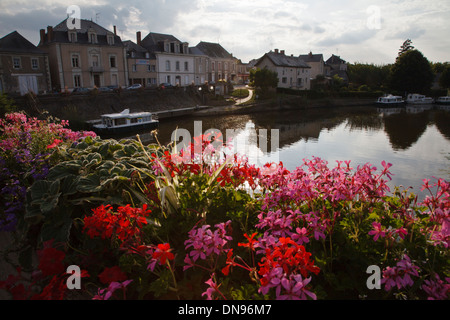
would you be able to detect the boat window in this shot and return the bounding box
[115,118,127,126]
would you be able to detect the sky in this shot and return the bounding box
[0,0,449,64]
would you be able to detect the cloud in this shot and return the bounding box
[0,0,449,64]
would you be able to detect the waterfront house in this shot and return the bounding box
[0,31,51,95]
[326,54,349,83]
[124,32,157,88]
[299,51,325,81]
[38,18,128,92]
[140,32,194,87]
[255,49,311,90]
[193,41,239,84]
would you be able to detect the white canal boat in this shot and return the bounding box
[406,93,434,105]
[90,109,159,135]
[436,96,450,105]
[376,94,405,107]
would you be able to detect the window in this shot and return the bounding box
[31,58,39,70]
[176,61,180,71]
[132,65,137,72]
[109,56,116,68]
[73,75,81,88]
[165,61,171,71]
[13,57,21,69]
[282,77,287,84]
[107,35,114,45]
[89,33,97,44]
[72,54,80,68]
[184,61,189,71]
[69,31,77,43]
[211,62,215,71]
[92,55,99,67]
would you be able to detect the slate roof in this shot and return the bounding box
[257,51,310,68]
[140,32,185,53]
[326,54,346,65]
[299,52,323,63]
[194,42,233,59]
[0,31,45,54]
[123,40,156,59]
[41,18,123,46]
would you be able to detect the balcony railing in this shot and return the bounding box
[89,66,104,73]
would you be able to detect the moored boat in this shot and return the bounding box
[90,109,159,135]
[436,96,450,105]
[376,94,405,107]
[406,93,434,105]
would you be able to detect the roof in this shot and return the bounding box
[299,52,323,63]
[140,32,185,53]
[326,54,346,65]
[123,40,156,59]
[0,31,45,54]
[41,18,123,46]
[256,51,310,68]
[194,41,233,59]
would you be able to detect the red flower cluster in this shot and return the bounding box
[83,204,151,246]
[0,240,89,300]
[98,266,128,284]
[258,237,320,286]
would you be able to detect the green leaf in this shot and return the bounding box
[40,210,73,242]
[77,173,103,193]
[30,180,51,200]
[40,193,61,214]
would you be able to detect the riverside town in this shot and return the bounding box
[0,2,449,305]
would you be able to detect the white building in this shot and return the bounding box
[140,32,194,87]
[255,49,311,90]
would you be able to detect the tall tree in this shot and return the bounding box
[439,65,450,90]
[396,39,415,61]
[389,49,434,94]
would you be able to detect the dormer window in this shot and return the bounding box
[88,28,97,44]
[68,30,77,42]
[107,34,114,45]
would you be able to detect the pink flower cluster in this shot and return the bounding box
[183,220,233,270]
[381,255,420,291]
[420,178,450,248]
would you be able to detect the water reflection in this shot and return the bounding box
[117,104,449,194]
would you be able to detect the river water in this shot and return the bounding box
[123,104,450,197]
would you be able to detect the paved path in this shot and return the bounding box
[235,88,254,105]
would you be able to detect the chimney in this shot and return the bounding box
[113,25,117,35]
[40,29,46,44]
[274,49,279,54]
[136,31,141,46]
[47,26,53,42]
[281,50,285,55]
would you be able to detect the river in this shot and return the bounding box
[122,104,450,197]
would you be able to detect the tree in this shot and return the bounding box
[396,39,415,61]
[439,65,450,90]
[249,67,278,98]
[388,49,434,94]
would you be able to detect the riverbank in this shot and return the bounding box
[13,88,377,127]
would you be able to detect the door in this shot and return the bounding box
[93,74,101,88]
[18,75,38,95]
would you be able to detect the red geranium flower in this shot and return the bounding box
[98,266,128,284]
[152,243,175,265]
[37,245,66,277]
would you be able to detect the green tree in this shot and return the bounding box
[249,67,278,98]
[396,39,414,61]
[0,93,17,116]
[388,49,434,94]
[439,65,450,90]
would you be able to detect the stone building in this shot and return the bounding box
[0,31,51,95]
[38,18,127,91]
